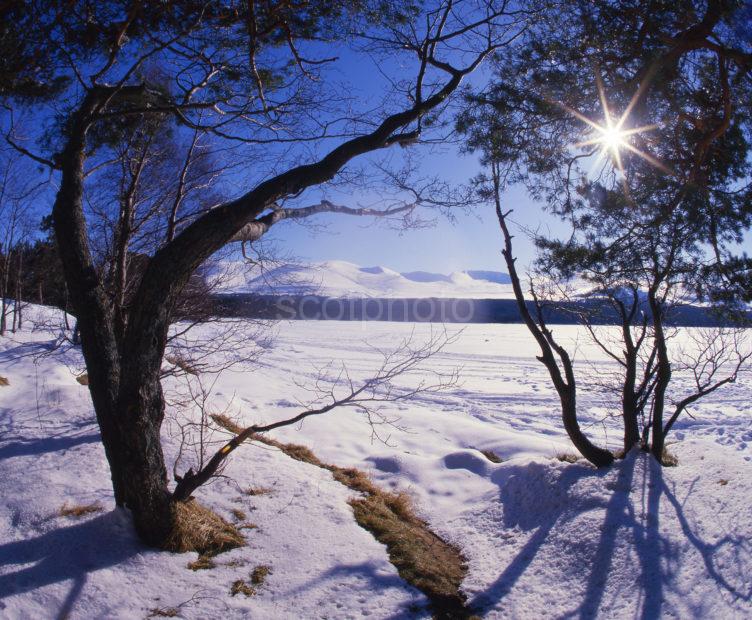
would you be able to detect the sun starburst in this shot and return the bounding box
[559,74,671,182]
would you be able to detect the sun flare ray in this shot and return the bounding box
[558,78,671,190]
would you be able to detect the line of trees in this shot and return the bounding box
[0,151,67,334]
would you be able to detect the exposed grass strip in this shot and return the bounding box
[247,430,471,619]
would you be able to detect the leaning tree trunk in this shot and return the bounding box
[557,380,614,466]
[492,165,613,467]
[46,51,488,546]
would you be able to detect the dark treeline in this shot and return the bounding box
[1,231,217,333]
[214,293,748,327]
[0,236,68,334]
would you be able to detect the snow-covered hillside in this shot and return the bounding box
[1,307,751,618]
[206,259,516,298]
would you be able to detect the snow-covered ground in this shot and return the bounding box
[207,259,517,299]
[1,306,751,619]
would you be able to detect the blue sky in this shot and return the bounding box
[254,43,563,274]
[264,149,558,274]
[258,37,752,275]
[15,14,751,276]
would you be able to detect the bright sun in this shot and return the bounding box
[556,74,672,180]
[599,124,627,151]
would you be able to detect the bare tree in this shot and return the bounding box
[491,163,749,466]
[170,329,460,501]
[2,1,527,545]
[0,149,42,334]
[489,163,615,466]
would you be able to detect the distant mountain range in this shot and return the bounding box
[206,260,515,299]
[205,260,747,326]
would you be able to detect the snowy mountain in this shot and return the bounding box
[206,260,515,299]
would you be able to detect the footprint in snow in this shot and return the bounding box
[443,450,489,476]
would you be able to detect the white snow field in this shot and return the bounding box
[1,306,751,619]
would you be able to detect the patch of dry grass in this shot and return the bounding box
[554,452,581,464]
[661,449,679,467]
[253,434,470,618]
[187,555,216,571]
[480,449,503,463]
[0,376,9,386]
[230,579,255,597]
[251,564,272,585]
[229,565,272,598]
[148,606,179,618]
[237,522,258,531]
[349,492,467,617]
[332,467,379,496]
[230,508,247,521]
[58,502,102,518]
[75,373,89,386]
[260,438,323,466]
[164,499,245,556]
[243,486,273,496]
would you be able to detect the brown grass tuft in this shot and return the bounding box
[59,502,102,518]
[210,414,244,435]
[75,373,89,386]
[229,565,272,597]
[269,441,323,466]
[480,449,503,463]
[237,522,258,531]
[251,564,272,585]
[230,579,255,597]
[554,452,581,464]
[243,486,272,496]
[148,606,179,618]
[332,467,379,496]
[164,500,245,556]
[230,508,247,521]
[661,449,679,467]
[187,554,216,571]
[0,376,9,386]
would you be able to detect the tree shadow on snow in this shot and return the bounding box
[660,475,751,604]
[469,452,750,618]
[467,459,614,615]
[0,509,141,619]
[0,431,100,460]
[0,338,69,364]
